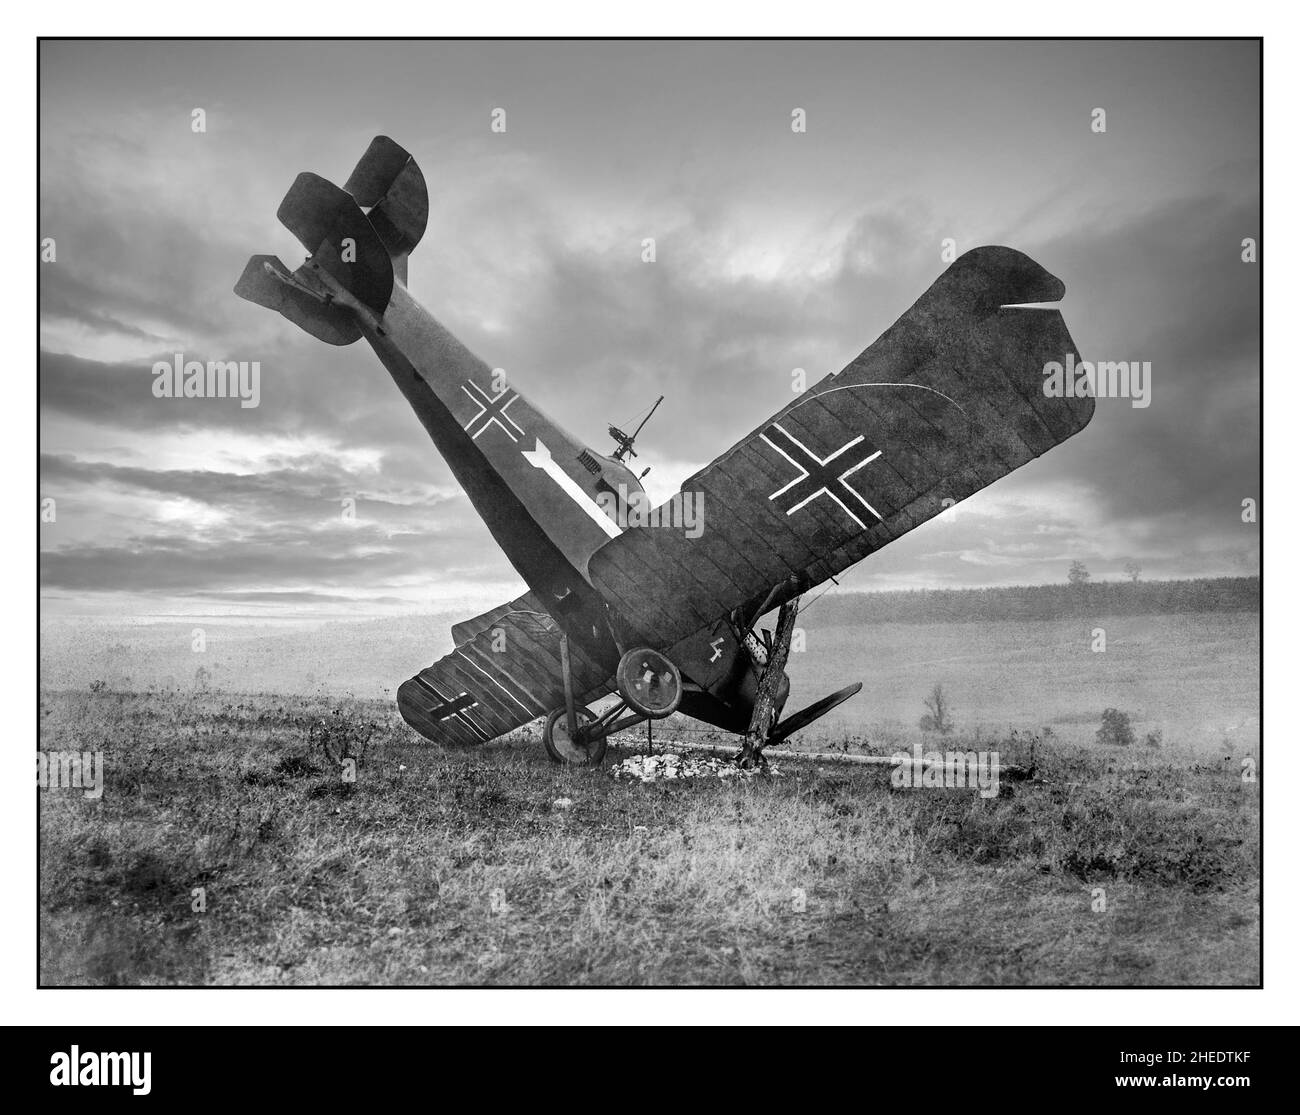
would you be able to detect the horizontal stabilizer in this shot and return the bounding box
[233,255,362,346]
[399,605,613,748]
[276,172,394,314]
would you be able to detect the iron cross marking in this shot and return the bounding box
[461,380,525,442]
[760,422,884,530]
[412,676,491,740]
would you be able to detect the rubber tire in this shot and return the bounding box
[542,705,606,766]
[615,648,683,719]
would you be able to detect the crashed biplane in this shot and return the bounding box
[236,136,1093,767]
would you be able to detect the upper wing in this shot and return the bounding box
[397,595,613,746]
[589,246,1095,649]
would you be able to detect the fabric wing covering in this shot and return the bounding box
[397,594,612,746]
[587,247,1095,650]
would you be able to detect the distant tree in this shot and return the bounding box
[919,683,954,735]
[1068,560,1091,587]
[1124,560,1143,584]
[1096,708,1135,747]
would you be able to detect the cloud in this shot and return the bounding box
[38,42,1259,614]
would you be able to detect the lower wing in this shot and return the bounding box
[397,596,613,746]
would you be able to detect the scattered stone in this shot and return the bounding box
[610,752,781,783]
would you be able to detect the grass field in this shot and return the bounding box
[786,611,1260,750]
[41,609,1259,752]
[39,681,1260,986]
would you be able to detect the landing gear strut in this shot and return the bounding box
[542,639,683,765]
[736,587,802,770]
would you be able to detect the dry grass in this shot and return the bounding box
[38,689,1259,986]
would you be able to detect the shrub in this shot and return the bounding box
[1097,708,1135,747]
[309,706,377,768]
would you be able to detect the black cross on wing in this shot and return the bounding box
[411,676,492,740]
[461,380,525,442]
[759,422,884,530]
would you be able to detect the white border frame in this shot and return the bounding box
[11,6,1287,1027]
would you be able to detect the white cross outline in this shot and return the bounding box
[457,650,544,718]
[759,422,884,530]
[461,380,526,442]
[416,675,493,741]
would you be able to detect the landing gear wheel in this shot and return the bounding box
[616,648,683,719]
[543,705,606,766]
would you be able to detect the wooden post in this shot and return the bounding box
[737,595,800,769]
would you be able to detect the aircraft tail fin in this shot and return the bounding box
[234,138,427,327]
[342,135,428,284]
[276,171,395,314]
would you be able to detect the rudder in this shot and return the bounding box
[235,137,427,336]
[343,136,428,284]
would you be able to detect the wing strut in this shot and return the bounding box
[737,589,802,769]
[734,575,865,766]
[558,634,579,739]
[542,641,688,766]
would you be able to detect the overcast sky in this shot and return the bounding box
[39,39,1260,619]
